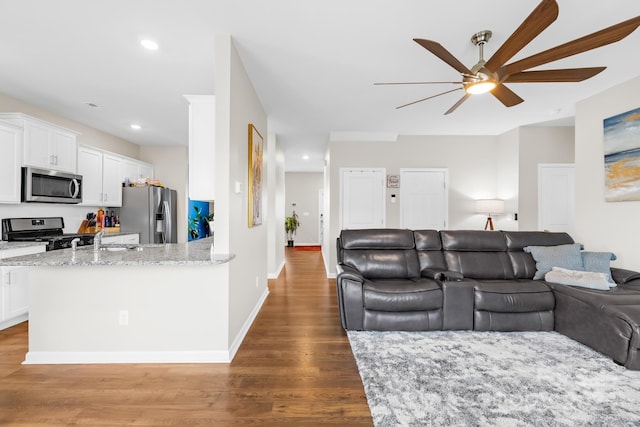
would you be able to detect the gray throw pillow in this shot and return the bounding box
[582,251,617,286]
[523,243,584,280]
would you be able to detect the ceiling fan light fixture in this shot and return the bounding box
[466,80,496,95]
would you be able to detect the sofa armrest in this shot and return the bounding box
[336,264,365,330]
[337,264,364,284]
[421,268,447,280]
[611,268,640,285]
[421,268,464,281]
[442,279,474,330]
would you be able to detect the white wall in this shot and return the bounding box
[496,128,520,230]
[327,134,511,274]
[575,75,640,269]
[285,172,323,245]
[214,35,269,351]
[139,145,188,243]
[267,133,285,278]
[517,126,575,230]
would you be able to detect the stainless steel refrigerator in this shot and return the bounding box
[120,186,177,244]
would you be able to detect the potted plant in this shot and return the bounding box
[285,211,300,247]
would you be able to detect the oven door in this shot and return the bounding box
[22,167,83,204]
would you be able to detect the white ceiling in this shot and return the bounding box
[1,1,639,172]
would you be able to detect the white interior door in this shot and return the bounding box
[340,168,385,229]
[538,164,575,234]
[400,168,448,230]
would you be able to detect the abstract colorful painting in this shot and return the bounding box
[604,107,640,202]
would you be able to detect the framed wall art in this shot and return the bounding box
[604,107,640,202]
[248,124,264,226]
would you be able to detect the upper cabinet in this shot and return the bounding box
[185,95,215,201]
[122,157,154,184]
[78,146,122,207]
[0,121,23,204]
[78,145,154,207]
[0,113,78,173]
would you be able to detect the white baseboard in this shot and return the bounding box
[0,314,27,331]
[228,287,270,361]
[268,260,285,279]
[23,350,231,364]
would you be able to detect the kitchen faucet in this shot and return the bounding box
[94,230,104,252]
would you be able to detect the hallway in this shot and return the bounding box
[0,248,372,426]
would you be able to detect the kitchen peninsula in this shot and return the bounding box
[0,237,236,364]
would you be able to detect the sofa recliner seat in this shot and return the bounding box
[439,230,562,331]
[336,229,443,331]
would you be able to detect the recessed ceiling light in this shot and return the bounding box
[302,155,310,160]
[140,39,159,51]
[130,124,142,130]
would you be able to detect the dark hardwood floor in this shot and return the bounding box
[0,248,372,426]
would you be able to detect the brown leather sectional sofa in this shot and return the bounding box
[336,228,640,369]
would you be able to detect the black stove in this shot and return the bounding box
[2,217,94,251]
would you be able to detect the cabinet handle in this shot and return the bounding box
[54,155,58,165]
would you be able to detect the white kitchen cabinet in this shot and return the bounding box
[0,244,46,331]
[77,146,123,207]
[1,266,29,326]
[102,153,123,206]
[122,158,154,184]
[0,113,78,173]
[185,95,215,200]
[0,121,23,203]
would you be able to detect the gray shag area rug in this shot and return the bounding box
[347,331,640,427]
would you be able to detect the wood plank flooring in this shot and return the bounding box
[0,248,372,426]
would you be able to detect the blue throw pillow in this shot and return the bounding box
[523,243,584,280]
[582,251,617,286]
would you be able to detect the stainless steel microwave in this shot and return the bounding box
[21,167,83,204]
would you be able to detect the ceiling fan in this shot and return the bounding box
[376,0,640,114]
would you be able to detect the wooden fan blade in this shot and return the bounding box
[490,84,524,107]
[413,39,472,75]
[374,81,462,85]
[484,0,559,72]
[503,16,640,76]
[504,67,606,83]
[396,87,463,109]
[444,94,471,115]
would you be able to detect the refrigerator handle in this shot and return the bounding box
[163,200,171,244]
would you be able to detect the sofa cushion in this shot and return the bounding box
[582,251,617,285]
[444,251,515,280]
[440,230,506,251]
[414,230,442,250]
[414,230,447,272]
[363,278,442,311]
[340,229,415,249]
[545,267,611,291]
[503,231,574,250]
[523,243,584,280]
[342,249,420,279]
[474,280,555,313]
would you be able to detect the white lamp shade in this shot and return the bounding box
[476,199,505,215]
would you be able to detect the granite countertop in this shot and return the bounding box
[0,241,48,252]
[0,237,234,267]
